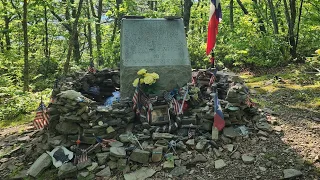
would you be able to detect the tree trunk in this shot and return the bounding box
[230,0,234,29]
[96,0,103,65]
[252,0,266,33]
[70,0,82,63]
[267,0,279,34]
[2,0,11,50]
[236,0,248,14]
[23,0,29,92]
[86,0,93,61]
[44,5,49,59]
[295,0,304,48]
[64,0,84,74]
[183,0,193,33]
[283,0,297,58]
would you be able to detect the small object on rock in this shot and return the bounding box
[152,147,163,162]
[241,154,255,164]
[283,169,302,179]
[26,153,52,177]
[170,166,187,177]
[123,167,156,180]
[130,149,150,164]
[96,166,111,177]
[214,159,227,169]
[47,146,74,168]
[110,147,126,158]
[211,127,219,140]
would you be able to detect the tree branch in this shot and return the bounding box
[50,10,72,32]
[89,0,97,18]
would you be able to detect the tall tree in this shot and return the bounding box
[230,0,234,29]
[183,0,193,33]
[64,0,84,74]
[90,0,103,65]
[267,0,279,34]
[22,0,29,91]
[86,0,93,60]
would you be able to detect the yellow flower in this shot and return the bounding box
[144,75,154,85]
[137,69,147,75]
[140,78,144,84]
[150,72,159,79]
[315,49,320,55]
[132,78,139,87]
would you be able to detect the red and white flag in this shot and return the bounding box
[206,0,222,55]
[33,101,49,129]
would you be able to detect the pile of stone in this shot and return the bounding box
[52,69,120,103]
[48,90,134,145]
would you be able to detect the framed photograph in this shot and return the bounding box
[150,105,169,125]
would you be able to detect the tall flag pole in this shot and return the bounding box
[206,0,222,57]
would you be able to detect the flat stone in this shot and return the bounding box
[185,139,195,146]
[223,127,240,138]
[257,130,269,137]
[231,151,241,160]
[96,152,110,165]
[259,166,267,172]
[108,161,117,170]
[175,159,182,167]
[58,162,77,178]
[192,154,207,163]
[176,141,187,150]
[130,149,150,164]
[123,167,156,180]
[163,160,175,169]
[195,140,207,152]
[283,169,302,179]
[170,166,186,177]
[78,171,89,178]
[221,135,232,144]
[120,18,191,99]
[273,126,282,132]
[241,154,255,164]
[117,159,127,170]
[256,122,273,132]
[214,159,227,169]
[26,153,52,177]
[17,136,30,142]
[77,159,92,170]
[119,133,133,143]
[224,144,234,152]
[110,147,126,158]
[55,122,80,135]
[96,166,111,177]
[213,148,221,157]
[152,133,175,140]
[109,141,124,147]
[106,126,115,134]
[152,147,163,162]
[87,162,98,172]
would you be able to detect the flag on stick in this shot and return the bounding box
[33,100,49,129]
[213,92,225,131]
[206,0,222,55]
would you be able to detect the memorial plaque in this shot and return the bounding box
[120,18,192,99]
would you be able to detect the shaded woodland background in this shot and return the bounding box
[0,0,319,122]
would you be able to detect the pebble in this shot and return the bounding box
[283,169,302,179]
[241,154,255,164]
[259,166,267,172]
[214,159,227,169]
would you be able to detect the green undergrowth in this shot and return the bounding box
[241,65,320,114]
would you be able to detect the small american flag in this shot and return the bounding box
[132,86,152,122]
[171,98,181,115]
[33,101,49,129]
[245,95,255,107]
[88,61,96,73]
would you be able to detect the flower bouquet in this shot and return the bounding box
[132,69,160,94]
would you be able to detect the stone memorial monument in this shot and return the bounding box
[120,18,192,99]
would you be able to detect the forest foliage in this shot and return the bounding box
[0,0,319,121]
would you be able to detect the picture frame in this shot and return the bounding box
[150,105,169,125]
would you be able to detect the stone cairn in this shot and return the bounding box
[25,69,274,179]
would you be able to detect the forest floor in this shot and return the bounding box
[0,67,319,180]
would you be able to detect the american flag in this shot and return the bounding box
[132,86,152,123]
[88,61,96,73]
[245,95,255,107]
[206,0,222,55]
[213,92,225,131]
[33,101,49,129]
[209,68,218,86]
[171,98,181,115]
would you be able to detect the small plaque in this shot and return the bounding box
[150,105,169,125]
